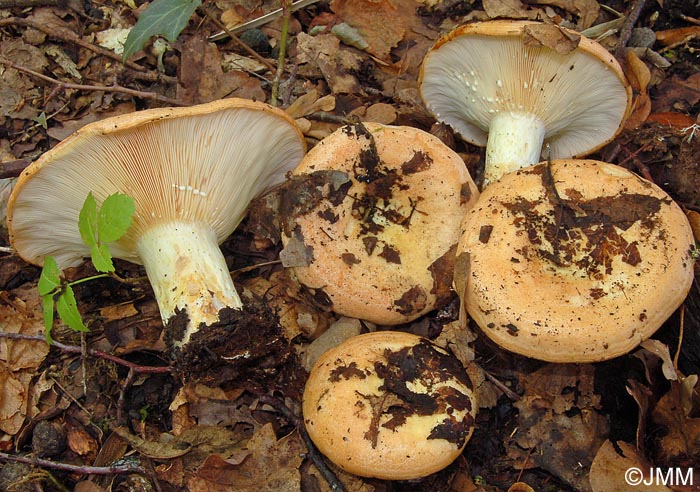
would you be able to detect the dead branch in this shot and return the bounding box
[0,56,184,106]
[0,16,175,84]
[0,452,145,475]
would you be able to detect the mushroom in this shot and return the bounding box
[419,20,632,184]
[454,159,696,362]
[7,98,306,349]
[303,330,477,480]
[279,121,479,325]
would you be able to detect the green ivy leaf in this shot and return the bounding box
[79,192,99,249]
[91,243,115,273]
[38,255,61,296]
[56,285,88,333]
[98,192,135,243]
[122,0,201,61]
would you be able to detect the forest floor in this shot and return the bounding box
[1,0,700,491]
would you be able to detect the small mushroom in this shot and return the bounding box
[279,121,479,325]
[454,159,696,362]
[303,330,477,480]
[7,98,305,349]
[419,20,632,184]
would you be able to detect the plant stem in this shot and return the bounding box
[0,452,145,475]
[271,0,293,107]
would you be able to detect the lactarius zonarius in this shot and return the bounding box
[279,121,479,325]
[454,159,696,362]
[303,331,477,480]
[419,20,632,185]
[7,98,305,350]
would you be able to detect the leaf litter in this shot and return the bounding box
[1,0,700,491]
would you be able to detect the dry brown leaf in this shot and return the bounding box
[0,369,26,435]
[510,364,609,491]
[177,34,265,104]
[535,0,600,29]
[522,23,581,54]
[687,210,700,243]
[589,440,671,492]
[483,0,531,19]
[653,72,700,114]
[0,287,49,371]
[624,49,652,130]
[651,380,700,467]
[330,0,406,60]
[67,421,99,458]
[656,26,700,47]
[190,424,304,491]
[296,32,362,94]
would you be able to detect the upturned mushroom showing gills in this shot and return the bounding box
[303,331,477,480]
[454,159,696,363]
[419,20,632,185]
[7,98,305,349]
[279,121,479,325]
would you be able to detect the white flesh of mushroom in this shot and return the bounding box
[8,100,305,347]
[420,29,630,185]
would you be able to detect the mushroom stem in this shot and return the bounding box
[484,112,545,185]
[136,220,242,346]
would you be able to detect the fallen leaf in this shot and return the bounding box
[0,369,26,435]
[330,0,406,60]
[190,424,304,491]
[624,49,652,130]
[483,0,531,19]
[177,34,264,104]
[522,23,581,54]
[0,287,50,371]
[589,440,671,492]
[296,32,362,94]
[655,26,700,47]
[510,364,609,491]
[645,112,697,129]
[650,380,700,481]
[536,0,600,29]
[653,72,700,114]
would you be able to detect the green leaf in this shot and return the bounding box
[79,192,99,249]
[41,294,55,344]
[38,256,61,296]
[91,243,115,273]
[56,285,88,332]
[122,0,201,61]
[98,193,135,243]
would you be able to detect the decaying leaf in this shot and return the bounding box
[510,364,609,491]
[651,379,700,469]
[296,32,362,94]
[624,49,652,130]
[535,0,600,29]
[522,23,581,54]
[330,0,406,60]
[190,424,304,491]
[483,0,532,19]
[589,440,671,492]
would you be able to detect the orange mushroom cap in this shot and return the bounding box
[455,159,696,362]
[280,122,479,325]
[303,331,478,480]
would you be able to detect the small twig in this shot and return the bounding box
[673,304,684,372]
[271,0,293,106]
[0,246,14,254]
[615,0,647,57]
[0,57,184,106]
[198,6,276,74]
[0,452,145,475]
[483,369,521,401]
[256,394,346,491]
[305,111,350,125]
[0,332,171,423]
[0,17,173,83]
[0,332,170,375]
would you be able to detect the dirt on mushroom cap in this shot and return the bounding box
[279,121,479,325]
[456,159,695,363]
